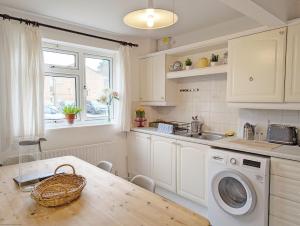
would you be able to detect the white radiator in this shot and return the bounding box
[41,142,113,166]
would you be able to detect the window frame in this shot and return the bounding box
[43,41,116,127]
[44,72,80,123]
[83,54,114,121]
[43,47,79,72]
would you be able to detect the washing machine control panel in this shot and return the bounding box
[243,159,261,168]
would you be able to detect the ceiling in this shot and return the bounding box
[0,0,243,38]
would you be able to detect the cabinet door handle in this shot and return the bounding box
[161,97,165,100]
[171,142,177,145]
[279,30,285,35]
[249,76,254,82]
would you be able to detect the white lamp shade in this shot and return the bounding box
[123,8,178,29]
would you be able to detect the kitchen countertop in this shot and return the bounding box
[131,127,300,162]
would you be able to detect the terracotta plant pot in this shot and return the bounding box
[65,114,76,124]
[135,117,147,127]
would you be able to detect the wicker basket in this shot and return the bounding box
[31,164,86,207]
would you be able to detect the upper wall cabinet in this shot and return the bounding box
[227,28,287,103]
[139,54,177,106]
[285,23,300,102]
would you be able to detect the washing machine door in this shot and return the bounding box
[212,170,257,216]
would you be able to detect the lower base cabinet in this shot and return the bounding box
[127,132,208,206]
[150,135,177,192]
[127,132,151,177]
[177,141,209,206]
[270,158,300,226]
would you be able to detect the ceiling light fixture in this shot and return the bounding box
[123,0,178,30]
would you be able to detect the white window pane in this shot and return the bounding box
[85,57,111,119]
[44,75,77,120]
[43,51,76,67]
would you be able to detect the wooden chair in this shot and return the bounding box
[97,161,113,173]
[131,175,156,193]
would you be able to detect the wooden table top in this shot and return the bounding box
[0,156,210,226]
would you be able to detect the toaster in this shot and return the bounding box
[267,124,298,145]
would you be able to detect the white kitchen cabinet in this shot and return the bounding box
[152,54,166,102]
[227,28,286,103]
[285,23,300,102]
[176,141,208,206]
[139,57,153,101]
[270,157,300,226]
[270,216,298,226]
[127,132,151,177]
[139,54,176,106]
[150,135,177,192]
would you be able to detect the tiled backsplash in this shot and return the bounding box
[238,109,300,139]
[139,75,300,139]
[147,74,239,133]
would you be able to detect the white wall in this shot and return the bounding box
[160,16,260,49]
[144,75,239,134]
[144,75,300,140]
[252,0,300,21]
[0,6,156,177]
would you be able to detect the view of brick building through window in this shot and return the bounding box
[43,47,112,122]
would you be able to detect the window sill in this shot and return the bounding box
[45,120,115,130]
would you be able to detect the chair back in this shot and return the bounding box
[97,161,113,173]
[131,175,156,192]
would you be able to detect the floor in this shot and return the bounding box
[155,186,208,218]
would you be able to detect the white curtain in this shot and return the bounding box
[0,20,44,153]
[116,45,132,132]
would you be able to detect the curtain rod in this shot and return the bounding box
[0,14,139,47]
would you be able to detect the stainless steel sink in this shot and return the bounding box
[183,132,224,141]
[198,133,224,141]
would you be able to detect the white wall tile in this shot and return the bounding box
[141,77,300,137]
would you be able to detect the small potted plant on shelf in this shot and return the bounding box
[98,89,119,122]
[63,105,82,125]
[135,107,147,127]
[185,58,193,70]
[210,54,219,66]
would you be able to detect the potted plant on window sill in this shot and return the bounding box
[63,105,82,125]
[98,89,119,122]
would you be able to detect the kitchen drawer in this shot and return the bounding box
[271,157,300,181]
[270,215,298,226]
[271,175,300,203]
[270,196,300,225]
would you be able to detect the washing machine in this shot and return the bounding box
[208,148,270,226]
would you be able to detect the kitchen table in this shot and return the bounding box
[0,156,210,226]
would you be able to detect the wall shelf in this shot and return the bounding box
[166,64,227,79]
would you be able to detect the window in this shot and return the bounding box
[44,75,77,121]
[43,43,114,125]
[43,49,78,69]
[85,57,111,119]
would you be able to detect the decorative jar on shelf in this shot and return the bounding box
[197,57,209,68]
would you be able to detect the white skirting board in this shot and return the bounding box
[155,186,208,218]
